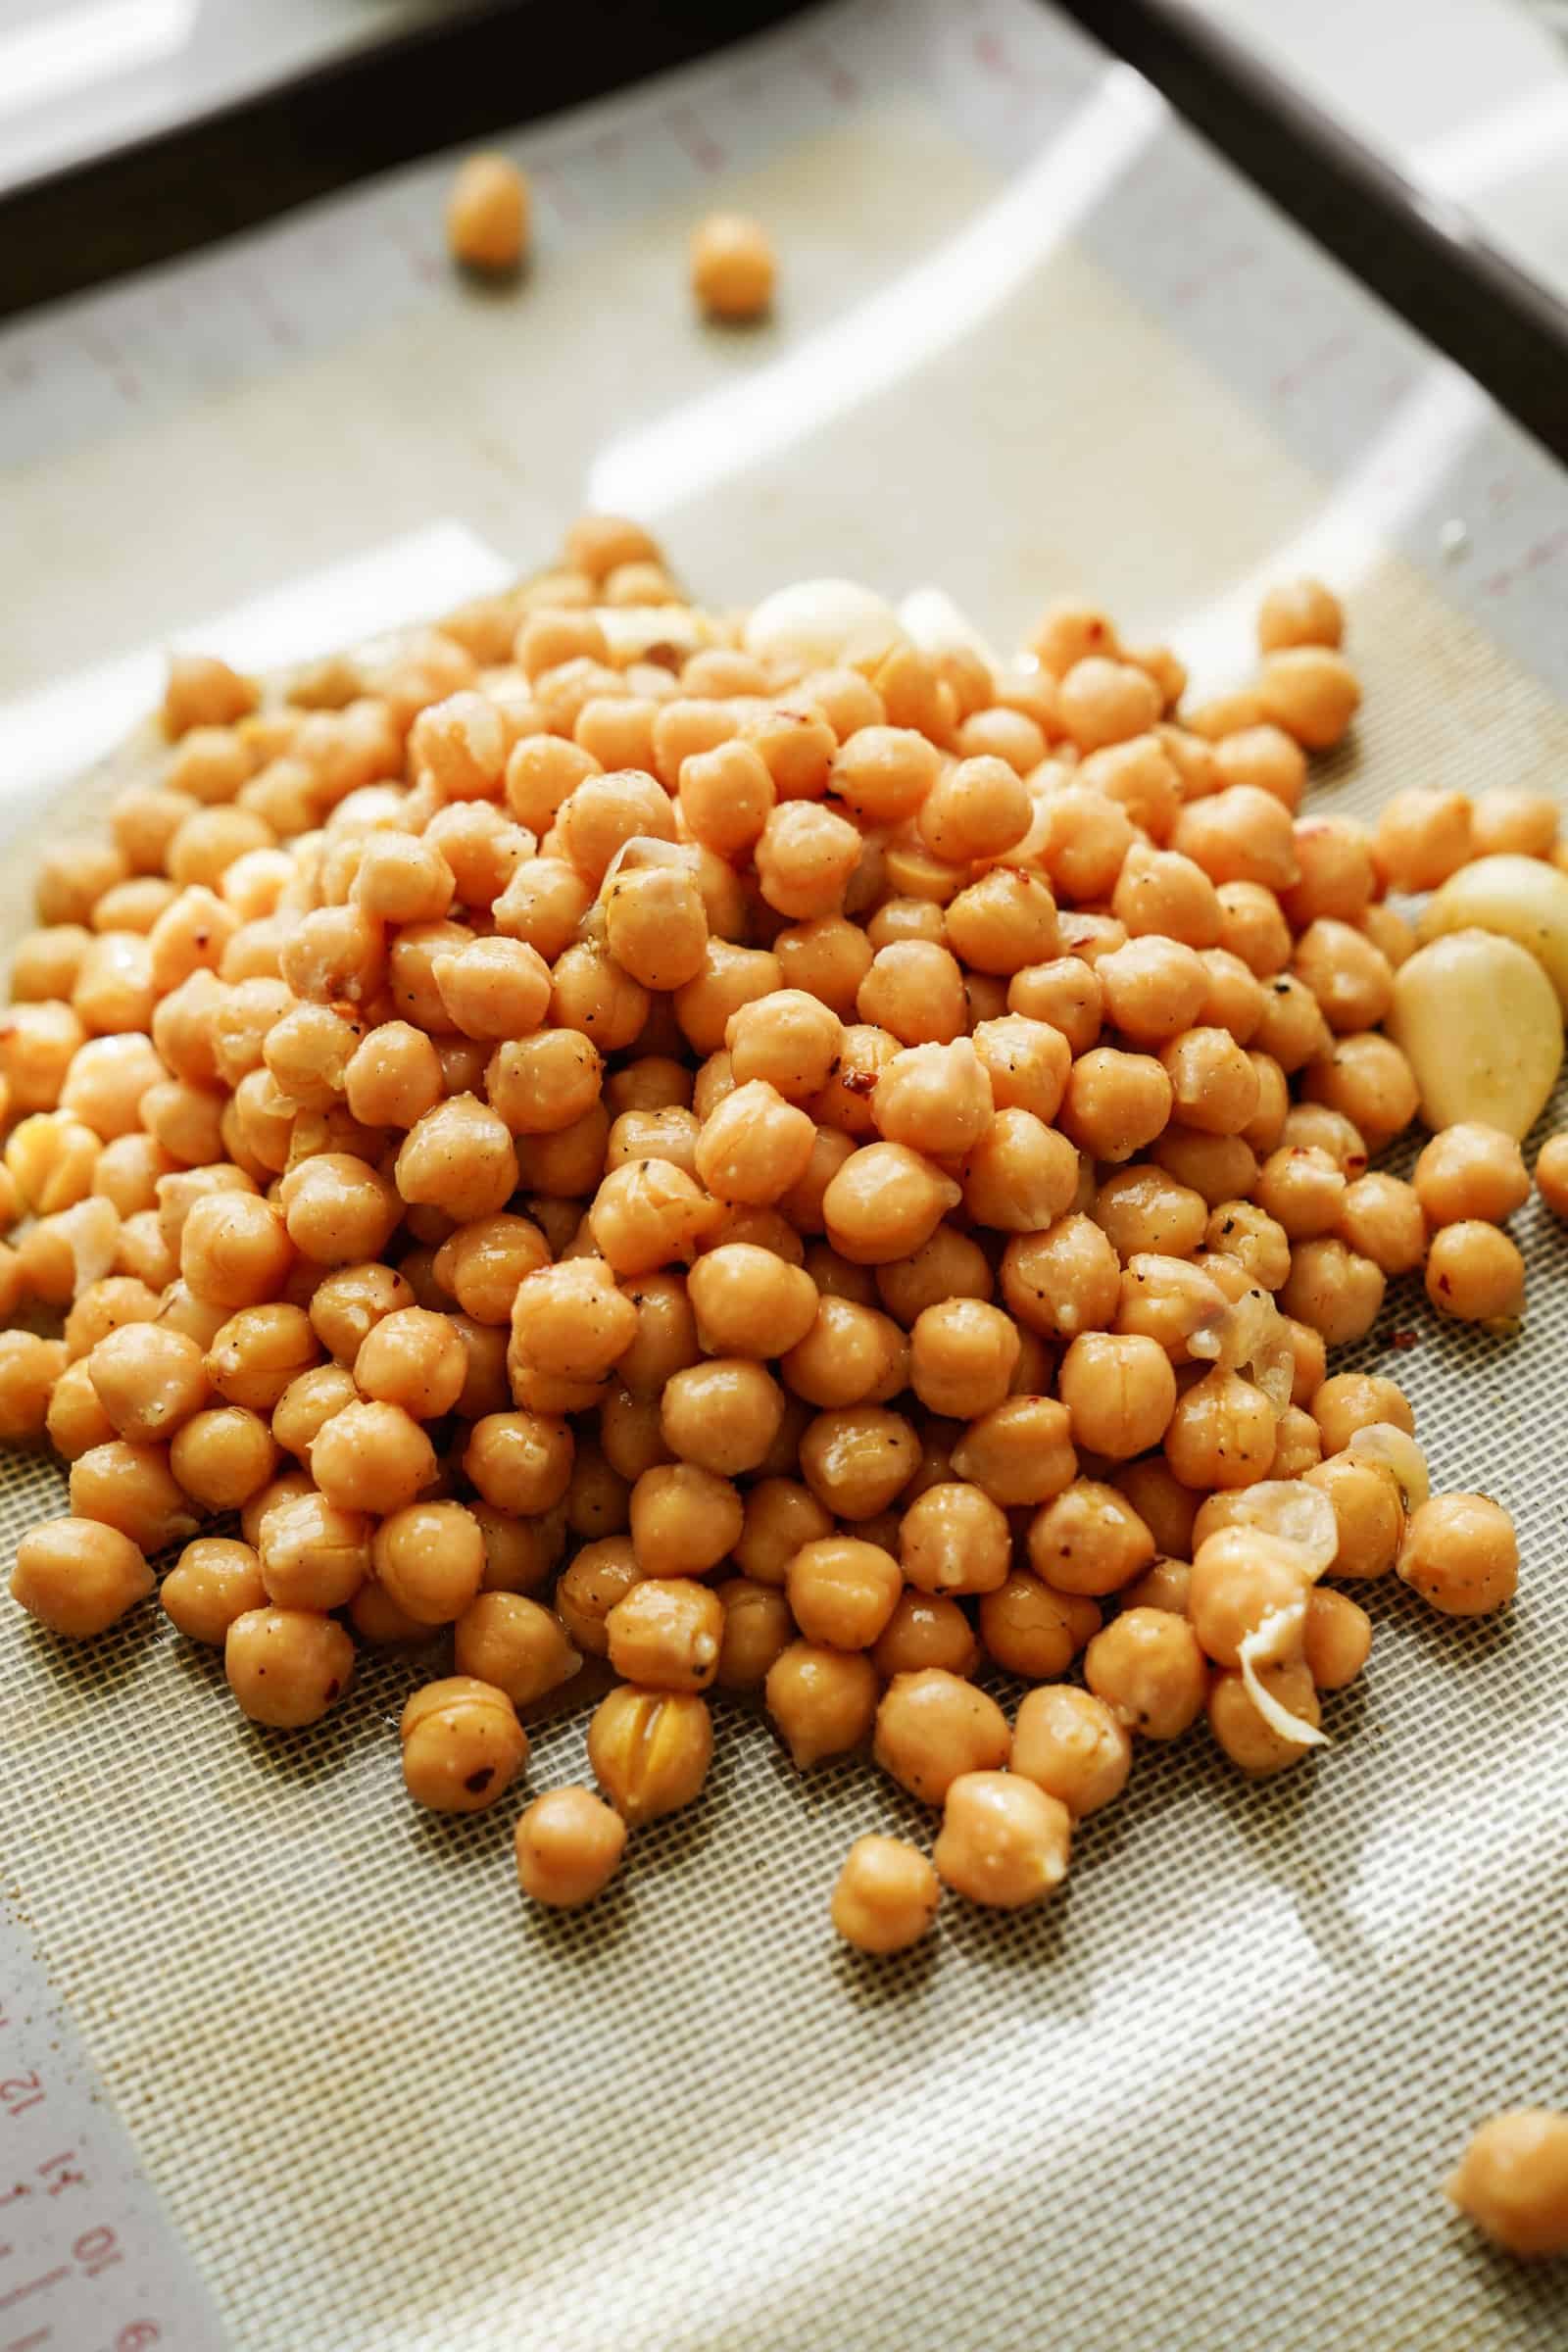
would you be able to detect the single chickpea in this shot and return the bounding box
[933,1771,1071,1908]
[1469,787,1559,860]
[690,210,774,318]
[660,1358,785,1477]
[1165,1368,1277,1491]
[674,940,782,1057]
[1302,1588,1371,1689]
[1268,1403,1322,1481]
[1304,1455,1403,1580]
[797,1404,920,1520]
[402,1675,528,1813]
[681,1246,816,1365]
[349,1307,466,1420]
[1114,1460,1198,1564]
[312,1397,439,1513]
[1095,1166,1208,1261]
[395,1095,517,1224]
[766,1642,879,1768]
[713,1577,795,1689]
[1171,785,1299,892]
[907,1299,1019,1420]
[871,1039,994,1159]
[1281,817,1375,928]
[10,1516,154,1638]
[588,1684,711,1821]
[1537,1133,1568,1216]
[0,1001,88,1117]
[1122,1555,1193,1616]
[723,1482,829,1595]
[1157,1026,1260,1139]
[772,914,874,1021]
[960,1110,1079,1238]
[1414,1124,1530,1228]
[1255,646,1360,751]
[1085,1607,1207,1739]
[1252,974,1333,1075]
[11,923,92,1003]
[874,1590,980,1680]
[605,1578,725,1692]
[899,1482,1010,1596]
[944,868,1059,978]
[62,1274,161,1361]
[514,1788,625,1910]
[1059,1048,1173,1162]
[1012,1686,1131,1817]
[1187,1527,1311,1668]
[1256,575,1343,653]
[85,1323,208,1443]
[224,1605,354,1727]
[429,1214,549,1328]
[1099,938,1207,1046]
[877,1223,993,1327]
[784,1536,902,1650]
[1007,958,1103,1059]
[622,1461,739,1579]
[1208,1661,1321,1776]
[305,1263,413,1365]
[1203,1199,1291,1291]
[160,1537,267,1644]
[1279,1237,1387,1347]
[1372,787,1473,892]
[1057,1332,1177,1459]
[1254,1145,1347,1239]
[169,1405,278,1509]
[1446,2110,1568,2259]
[68,1439,197,1551]
[1290,917,1394,1035]
[753,800,862,922]
[1425,1222,1525,1323]
[1284,1315,1327,1407]
[1112,844,1222,952]
[857,939,967,1047]
[254,1489,370,1612]
[872,1670,1010,1805]
[45,1358,117,1459]
[977,1573,1096,1681]
[205,1301,322,1417]
[1027,1479,1152,1595]
[830,1837,940,1954]
[819,1141,961,1267]
[277,1152,401,1267]
[1000,1213,1121,1340]
[445,150,530,270]
[1337,1174,1427,1276]
[1397,1493,1517,1615]
[5,1110,102,1215]
[780,1296,906,1409]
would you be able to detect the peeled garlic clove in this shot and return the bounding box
[594,606,712,663]
[743,579,906,672]
[1348,1422,1430,1514]
[1418,853,1568,1008]
[1387,928,1562,1139]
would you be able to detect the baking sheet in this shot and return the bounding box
[2,2,1567,2347]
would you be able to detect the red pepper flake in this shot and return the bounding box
[1390,1329,1419,1351]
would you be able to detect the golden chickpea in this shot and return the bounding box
[1397,1492,1517,1616]
[1283,1315,1327,1408]
[1424,1221,1525,1322]
[764,1641,878,1769]
[1290,916,1394,1035]
[620,1462,737,1579]
[870,1039,993,1159]
[780,1535,898,1649]
[10,1516,154,1638]
[773,914,874,1020]
[1469,787,1559,860]
[203,1303,318,1414]
[690,209,774,318]
[660,1358,784,1476]
[1085,1606,1207,1739]
[733,1477,834,1588]
[588,1683,712,1822]
[943,868,1059,978]
[703,1577,789,1690]
[1446,2110,1568,2259]
[224,1605,354,1727]
[84,1323,207,1444]
[1112,844,1222,952]
[1372,786,1473,892]
[896,1481,1007,1597]
[1172,785,1299,895]
[978,1573,1096,1681]
[1301,1588,1371,1690]
[68,1438,198,1552]
[1012,1686,1131,1817]
[907,1298,1018,1420]
[871,1668,1009,1806]
[818,1141,960,1267]
[443,1594,575,1714]
[1278,1237,1386,1347]
[582,1160,713,1278]
[1414,1124,1529,1228]
[1026,1479,1152,1595]
[160,1536,266,1645]
[606,1578,725,1692]
[1186,1527,1311,1670]
[514,1787,625,1910]
[960,1109,1079,1236]
[402,1675,528,1813]
[1057,1332,1177,1459]
[798,1404,920,1520]
[426,1214,547,1329]
[1256,575,1343,653]
[875,1225,992,1331]
[251,1488,368,1612]
[856,939,966,1048]
[1054,656,1158,752]
[1163,1368,1276,1492]
[1254,1145,1346,1240]
[1121,1553,1193,1615]
[446,150,531,270]
[1303,1455,1402,1580]
[871,1590,979,1681]
[778,1296,903,1409]
[1537,1132,1568,1216]
[933,1770,1071,1908]
[0,1000,87,1117]
[275,1152,400,1267]
[1060,1048,1173,1163]
[1094,1167,1207,1263]
[44,1356,116,1458]
[1334,1173,1426,1276]
[394,1095,517,1224]
[681,1246,815,1363]
[6,1110,101,1216]
[1001,1214,1121,1341]
[308,1397,436,1514]
[1208,1661,1321,1776]
[829,1836,940,1954]
[167,1404,277,1509]
[1255,646,1360,750]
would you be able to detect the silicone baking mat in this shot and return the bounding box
[2,3,1566,2346]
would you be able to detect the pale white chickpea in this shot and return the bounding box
[1414,1124,1529,1228]
[933,1770,1071,1908]
[1012,1686,1131,1816]
[1446,2110,1568,2259]
[10,1516,154,1637]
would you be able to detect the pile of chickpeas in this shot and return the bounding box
[2,519,1562,1983]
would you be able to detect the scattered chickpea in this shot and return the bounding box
[933,1771,1071,1908]
[514,1787,625,1909]
[1397,1493,1518,1616]
[830,1835,941,1954]
[402,1675,528,1811]
[1446,2110,1568,2258]
[691,212,775,320]
[447,153,530,273]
